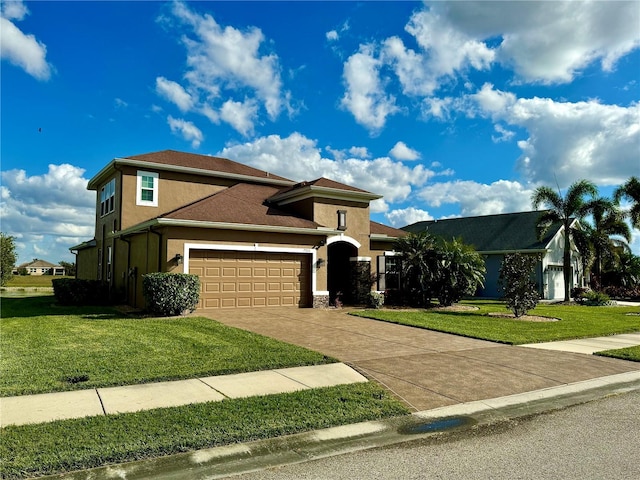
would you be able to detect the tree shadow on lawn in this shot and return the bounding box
[0,295,120,319]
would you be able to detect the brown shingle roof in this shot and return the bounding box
[123,150,291,182]
[162,183,321,229]
[370,221,407,238]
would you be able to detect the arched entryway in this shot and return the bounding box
[327,241,357,305]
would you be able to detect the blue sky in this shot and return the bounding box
[2,0,639,265]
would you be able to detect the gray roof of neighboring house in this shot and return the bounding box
[403,210,566,252]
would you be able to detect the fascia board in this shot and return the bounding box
[88,158,295,190]
[114,218,338,237]
[370,234,400,242]
[476,248,549,255]
[87,161,116,190]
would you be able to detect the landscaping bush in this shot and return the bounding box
[142,272,200,316]
[52,278,110,306]
[368,291,385,309]
[578,289,614,306]
[499,253,541,317]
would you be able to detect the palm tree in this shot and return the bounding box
[531,179,598,301]
[579,197,631,287]
[393,232,439,306]
[436,237,486,306]
[614,176,640,230]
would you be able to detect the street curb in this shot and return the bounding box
[43,371,640,480]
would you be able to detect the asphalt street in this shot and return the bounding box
[234,389,640,480]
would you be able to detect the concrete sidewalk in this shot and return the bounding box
[521,333,640,354]
[0,363,366,427]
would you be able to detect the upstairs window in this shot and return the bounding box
[100,178,115,217]
[136,171,158,207]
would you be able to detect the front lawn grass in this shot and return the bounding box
[3,275,68,287]
[0,382,409,479]
[352,300,640,345]
[596,345,640,362]
[0,296,333,396]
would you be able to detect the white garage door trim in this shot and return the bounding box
[183,243,320,295]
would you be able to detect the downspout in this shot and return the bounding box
[121,236,132,305]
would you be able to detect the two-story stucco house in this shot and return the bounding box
[71,150,405,310]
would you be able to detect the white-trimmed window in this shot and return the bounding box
[100,178,115,217]
[377,254,401,291]
[136,171,158,207]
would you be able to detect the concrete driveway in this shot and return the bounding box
[203,308,640,412]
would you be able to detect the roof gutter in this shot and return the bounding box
[87,158,295,190]
[113,218,339,238]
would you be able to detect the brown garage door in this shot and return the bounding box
[189,250,311,309]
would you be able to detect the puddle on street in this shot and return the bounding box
[399,416,476,434]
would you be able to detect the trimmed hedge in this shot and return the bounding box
[52,278,110,306]
[142,272,200,316]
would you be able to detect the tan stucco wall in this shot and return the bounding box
[119,167,232,230]
[313,199,371,253]
[75,247,98,280]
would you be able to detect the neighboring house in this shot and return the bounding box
[403,211,584,300]
[13,259,66,276]
[71,150,405,309]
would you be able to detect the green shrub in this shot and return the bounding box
[52,278,110,305]
[499,253,541,317]
[142,273,200,316]
[582,290,614,306]
[368,291,385,309]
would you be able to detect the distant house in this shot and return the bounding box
[403,211,584,300]
[13,259,66,276]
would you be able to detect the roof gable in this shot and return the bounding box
[269,177,381,205]
[403,211,564,252]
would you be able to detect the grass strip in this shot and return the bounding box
[352,300,640,344]
[595,345,640,362]
[1,296,333,396]
[2,276,67,288]
[0,382,408,479]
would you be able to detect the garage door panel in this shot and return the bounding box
[190,250,310,309]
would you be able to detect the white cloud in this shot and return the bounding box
[340,45,399,133]
[492,124,515,143]
[219,132,433,204]
[418,179,534,217]
[1,1,52,80]
[168,0,287,121]
[167,115,203,148]
[0,164,95,264]
[326,30,338,41]
[348,146,370,159]
[385,207,434,228]
[156,77,194,112]
[389,141,420,161]
[1,1,28,20]
[466,83,640,187]
[339,1,639,130]
[420,1,640,85]
[220,99,257,137]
